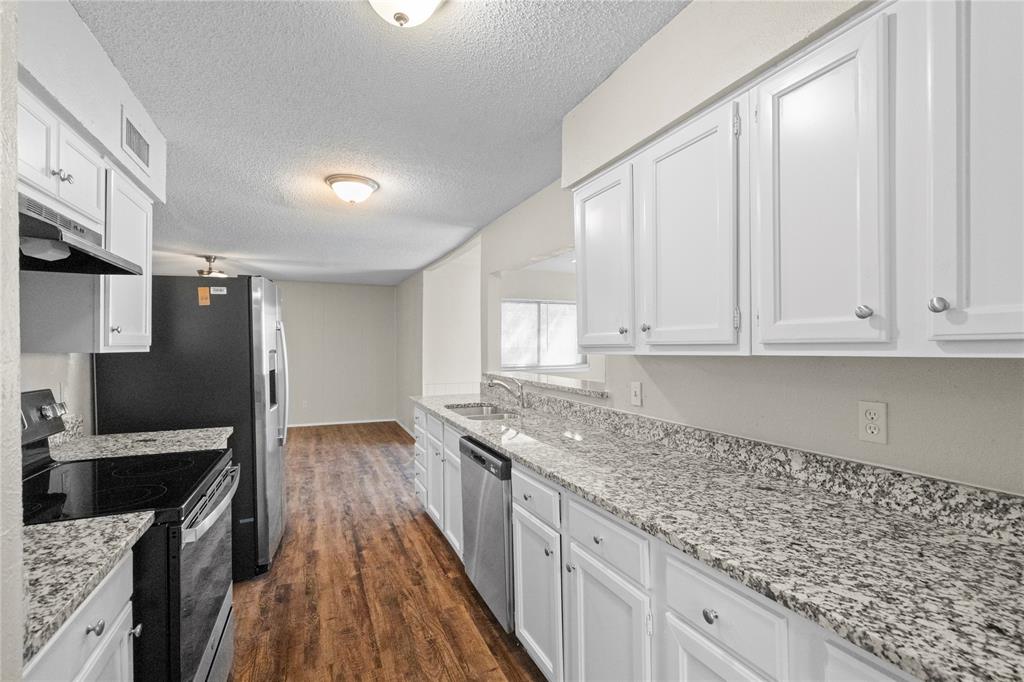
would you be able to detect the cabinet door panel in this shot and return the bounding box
[928,1,1024,340]
[575,164,635,348]
[77,601,134,682]
[512,505,563,681]
[57,124,106,223]
[426,436,444,526]
[565,542,651,682]
[17,87,59,195]
[755,17,890,344]
[103,171,152,350]
[639,102,738,346]
[662,612,761,682]
[442,453,463,558]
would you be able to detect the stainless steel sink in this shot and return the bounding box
[445,403,518,420]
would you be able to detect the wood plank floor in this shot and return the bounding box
[232,422,544,682]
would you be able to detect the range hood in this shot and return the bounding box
[18,194,142,276]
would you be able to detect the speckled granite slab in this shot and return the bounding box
[23,513,154,662]
[415,393,1024,681]
[481,385,1024,543]
[51,426,233,461]
[483,370,610,399]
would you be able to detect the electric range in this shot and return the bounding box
[21,389,237,682]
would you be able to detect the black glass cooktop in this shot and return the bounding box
[23,449,231,526]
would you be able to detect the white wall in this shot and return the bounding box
[21,353,93,434]
[395,272,423,432]
[480,180,576,373]
[561,0,868,186]
[422,238,481,396]
[278,281,397,426]
[0,2,21,676]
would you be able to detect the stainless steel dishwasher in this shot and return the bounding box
[460,436,514,633]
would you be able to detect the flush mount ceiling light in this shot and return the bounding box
[326,174,380,204]
[197,255,229,278]
[368,0,444,28]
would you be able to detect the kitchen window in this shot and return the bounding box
[500,300,586,370]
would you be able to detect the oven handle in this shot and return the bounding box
[181,465,240,547]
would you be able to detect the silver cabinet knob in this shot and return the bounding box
[129,623,143,639]
[593,535,603,545]
[544,547,552,556]
[566,563,576,573]
[618,326,628,335]
[854,305,874,319]
[522,492,532,501]
[111,326,123,334]
[65,173,74,184]
[702,608,719,625]
[85,619,106,637]
[928,297,950,313]
[640,323,650,332]
[50,169,74,183]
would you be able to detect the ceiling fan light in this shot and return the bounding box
[368,0,444,28]
[326,174,380,204]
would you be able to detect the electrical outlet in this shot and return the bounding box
[629,382,643,407]
[858,401,887,444]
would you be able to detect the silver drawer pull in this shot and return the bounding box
[854,305,874,319]
[85,619,106,637]
[566,563,576,573]
[522,492,532,501]
[928,296,950,313]
[111,326,123,334]
[129,623,143,639]
[593,535,603,545]
[544,547,552,556]
[640,323,650,332]
[618,326,628,335]
[702,608,719,625]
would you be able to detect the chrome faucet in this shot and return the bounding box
[487,377,526,408]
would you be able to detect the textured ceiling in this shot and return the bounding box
[72,0,685,284]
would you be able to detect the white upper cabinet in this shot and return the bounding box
[574,164,636,348]
[56,124,106,224]
[926,1,1024,341]
[17,86,60,196]
[753,15,892,345]
[103,169,153,351]
[636,99,743,349]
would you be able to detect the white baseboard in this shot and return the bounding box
[287,418,398,428]
[396,420,414,436]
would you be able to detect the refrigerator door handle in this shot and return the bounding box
[276,319,290,445]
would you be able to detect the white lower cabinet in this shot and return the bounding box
[512,504,563,681]
[662,612,760,681]
[419,415,465,560]
[24,553,135,682]
[565,541,652,682]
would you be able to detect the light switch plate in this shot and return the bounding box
[629,382,643,407]
[858,401,887,444]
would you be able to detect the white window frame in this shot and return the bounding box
[500,298,589,371]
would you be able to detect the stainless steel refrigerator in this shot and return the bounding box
[94,275,288,580]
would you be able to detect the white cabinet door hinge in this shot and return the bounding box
[646,611,653,637]
[733,307,741,329]
[732,114,741,137]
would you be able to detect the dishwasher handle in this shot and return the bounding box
[459,437,511,480]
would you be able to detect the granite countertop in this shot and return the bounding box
[414,394,1024,681]
[23,513,154,662]
[51,426,233,461]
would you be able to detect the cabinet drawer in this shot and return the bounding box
[24,552,133,681]
[567,500,648,586]
[414,479,427,509]
[413,407,425,429]
[427,414,443,439]
[413,460,426,487]
[665,554,788,679]
[413,443,426,470]
[413,426,426,453]
[443,423,463,457]
[512,468,560,529]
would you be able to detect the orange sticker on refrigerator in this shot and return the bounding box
[197,287,211,306]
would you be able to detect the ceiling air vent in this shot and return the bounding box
[124,117,150,167]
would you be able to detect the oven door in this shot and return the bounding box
[179,464,239,682]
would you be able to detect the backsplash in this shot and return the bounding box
[481,383,1024,542]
